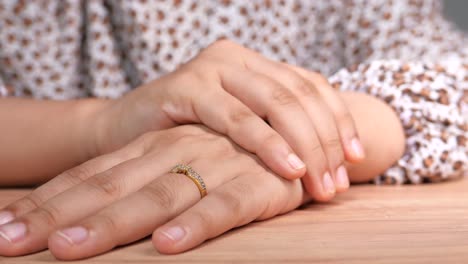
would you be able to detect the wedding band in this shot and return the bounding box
[170,164,207,198]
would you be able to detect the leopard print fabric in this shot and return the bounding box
[0,0,466,184]
[330,60,467,184]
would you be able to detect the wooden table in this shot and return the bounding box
[1,178,467,263]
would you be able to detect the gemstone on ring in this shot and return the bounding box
[170,164,207,198]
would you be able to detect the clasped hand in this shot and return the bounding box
[96,40,364,199]
[0,40,365,260]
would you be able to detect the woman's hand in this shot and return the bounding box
[0,125,307,259]
[95,40,364,201]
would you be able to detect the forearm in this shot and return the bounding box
[0,98,107,186]
[340,92,406,183]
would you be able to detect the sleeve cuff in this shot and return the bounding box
[329,60,467,184]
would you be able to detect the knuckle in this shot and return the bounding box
[271,87,299,107]
[315,73,330,86]
[216,191,243,216]
[208,137,237,158]
[309,140,325,155]
[228,107,254,125]
[152,126,201,149]
[137,132,157,153]
[335,110,355,129]
[136,130,170,152]
[33,204,61,227]
[216,181,253,216]
[141,179,179,212]
[208,39,237,51]
[61,165,95,184]
[293,79,317,97]
[258,198,278,220]
[257,133,280,153]
[190,209,215,232]
[20,195,42,209]
[218,178,268,225]
[177,64,210,83]
[92,214,119,242]
[138,125,205,151]
[278,64,317,97]
[197,39,239,63]
[171,125,205,139]
[323,137,343,152]
[255,176,284,220]
[86,172,122,199]
[171,132,198,149]
[7,194,42,214]
[308,71,330,87]
[97,214,118,233]
[323,137,345,164]
[165,127,191,141]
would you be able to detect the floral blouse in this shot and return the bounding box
[0,0,466,184]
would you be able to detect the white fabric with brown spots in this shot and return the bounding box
[0,0,466,184]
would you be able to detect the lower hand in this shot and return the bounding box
[0,125,307,259]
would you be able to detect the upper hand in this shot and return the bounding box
[95,40,364,201]
[0,125,307,259]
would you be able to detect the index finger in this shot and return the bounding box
[0,138,144,224]
[286,65,365,162]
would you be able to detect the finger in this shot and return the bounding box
[214,43,352,191]
[253,64,349,192]
[286,65,365,163]
[0,144,142,223]
[0,132,210,256]
[47,156,247,260]
[220,66,336,200]
[227,56,349,192]
[207,44,347,194]
[153,171,304,254]
[191,88,306,180]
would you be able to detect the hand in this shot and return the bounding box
[94,40,364,200]
[0,125,307,259]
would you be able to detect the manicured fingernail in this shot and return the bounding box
[0,211,14,225]
[322,172,335,195]
[0,222,27,243]
[335,165,350,189]
[159,226,186,242]
[350,138,365,159]
[287,153,306,170]
[56,226,88,245]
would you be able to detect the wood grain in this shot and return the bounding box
[0,178,467,263]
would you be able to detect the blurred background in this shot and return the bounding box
[444,0,468,31]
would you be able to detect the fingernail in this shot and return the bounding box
[335,165,350,189]
[0,211,15,225]
[56,226,88,245]
[350,138,365,159]
[287,153,305,170]
[0,222,27,243]
[159,226,186,242]
[322,172,335,195]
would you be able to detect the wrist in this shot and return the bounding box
[73,98,113,160]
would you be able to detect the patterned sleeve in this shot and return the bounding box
[330,0,467,184]
[342,0,468,65]
[330,60,467,184]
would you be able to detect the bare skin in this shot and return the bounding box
[0,41,404,260]
[0,91,403,186]
[0,92,404,259]
[0,40,367,202]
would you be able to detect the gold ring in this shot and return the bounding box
[170,164,207,198]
